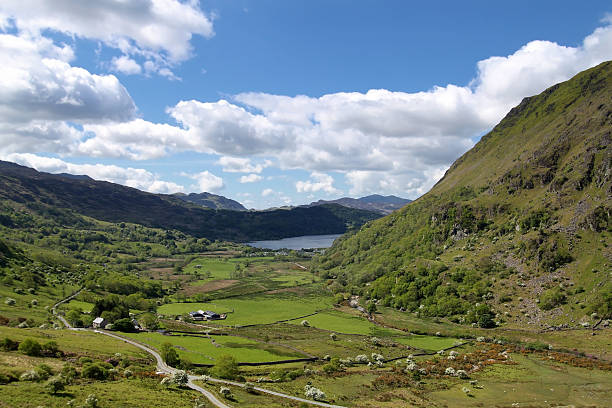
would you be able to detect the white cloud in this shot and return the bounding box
[188,170,224,193]
[0,0,214,73]
[162,22,612,198]
[111,55,142,75]
[0,32,136,125]
[261,188,274,197]
[2,153,184,193]
[296,172,340,195]
[80,119,191,160]
[217,156,271,173]
[240,174,262,183]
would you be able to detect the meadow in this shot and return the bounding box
[120,331,304,364]
[158,292,332,326]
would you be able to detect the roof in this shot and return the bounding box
[93,317,105,324]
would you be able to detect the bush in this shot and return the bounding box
[82,363,109,380]
[0,369,19,384]
[41,340,60,357]
[18,338,42,356]
[45,375,65,394]
[304,384,326,401]
[36,363,53,380]
[20,370,41,382]
[4,298,16,306]
[172,370,189,387]
[0,337,19,351]
[539,288,566,310]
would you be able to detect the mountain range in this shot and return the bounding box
[307,194,411,214]
[0,161,381,242]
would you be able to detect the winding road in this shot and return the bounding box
[53,292,346,408]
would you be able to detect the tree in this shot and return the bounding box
[211,354,239,380]
[160,342,180,367]
[366,301,377,315]
[66,310,83,327]
[45,375,65,394]
[140,313,159,330]
[112,318,136,332]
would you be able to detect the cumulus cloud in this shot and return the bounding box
[161,21,612,197]
[187,170,224,193]
[261,188,274,197]
[296,172,340,195]
[111,55,142,75]
[0,32,136,125]
[2,153,184,193]
[0,0,214,75]
[217,156,271,173]
[240,174,262,183]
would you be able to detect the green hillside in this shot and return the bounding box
[0,161,380,241]
[316,61,611,328]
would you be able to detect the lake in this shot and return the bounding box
[246,234,342,250]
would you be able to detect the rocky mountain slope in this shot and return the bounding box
[316,61,611,328]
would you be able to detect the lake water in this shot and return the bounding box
[246,234,343,250]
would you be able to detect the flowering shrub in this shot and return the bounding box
[304,384,326,401]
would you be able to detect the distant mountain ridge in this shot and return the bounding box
[0,160,381,241]
[307,194,411,214]
[173,192,246,211]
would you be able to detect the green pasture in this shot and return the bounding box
[429,353,612,407]
[288,310,402,337]
[121,331,302,364]
[0,326,149,359]
[392,334,459,352]
[0,377,200,408]
[182,258,235,280]
[64,299,94,313]
[159,293,332,325]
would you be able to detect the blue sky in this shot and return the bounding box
[0,1,611,208]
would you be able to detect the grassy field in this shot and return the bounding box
[0,326,151,359]
[392,335,459,352]
[159,292,332,326]
[429,353,612,407]
[0,376,203,408]
[121,331,304,364]
[288,310,402,337]
[63,299,94,313]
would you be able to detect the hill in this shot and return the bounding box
[173,192,247,211]
[308,194,411,214]
[0,161,381,241]
[316,61,611,328]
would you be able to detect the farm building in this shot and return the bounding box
[189,310,224,321]
[92,317,107,328]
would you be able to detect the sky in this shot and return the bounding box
[0,1,611,209]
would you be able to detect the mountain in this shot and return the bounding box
[316,61,611,328]
[173,192,246,211]
[0,161,381,241]
[308,194,411,214]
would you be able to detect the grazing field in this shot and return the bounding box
[0,377,202,408]
[392,334,459,351]
[158,292,332,326]
[0,326,151,359]
[63,299,94,313]
[121,331,304,364]
[429,353,612,407]
[288,310,402,336]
